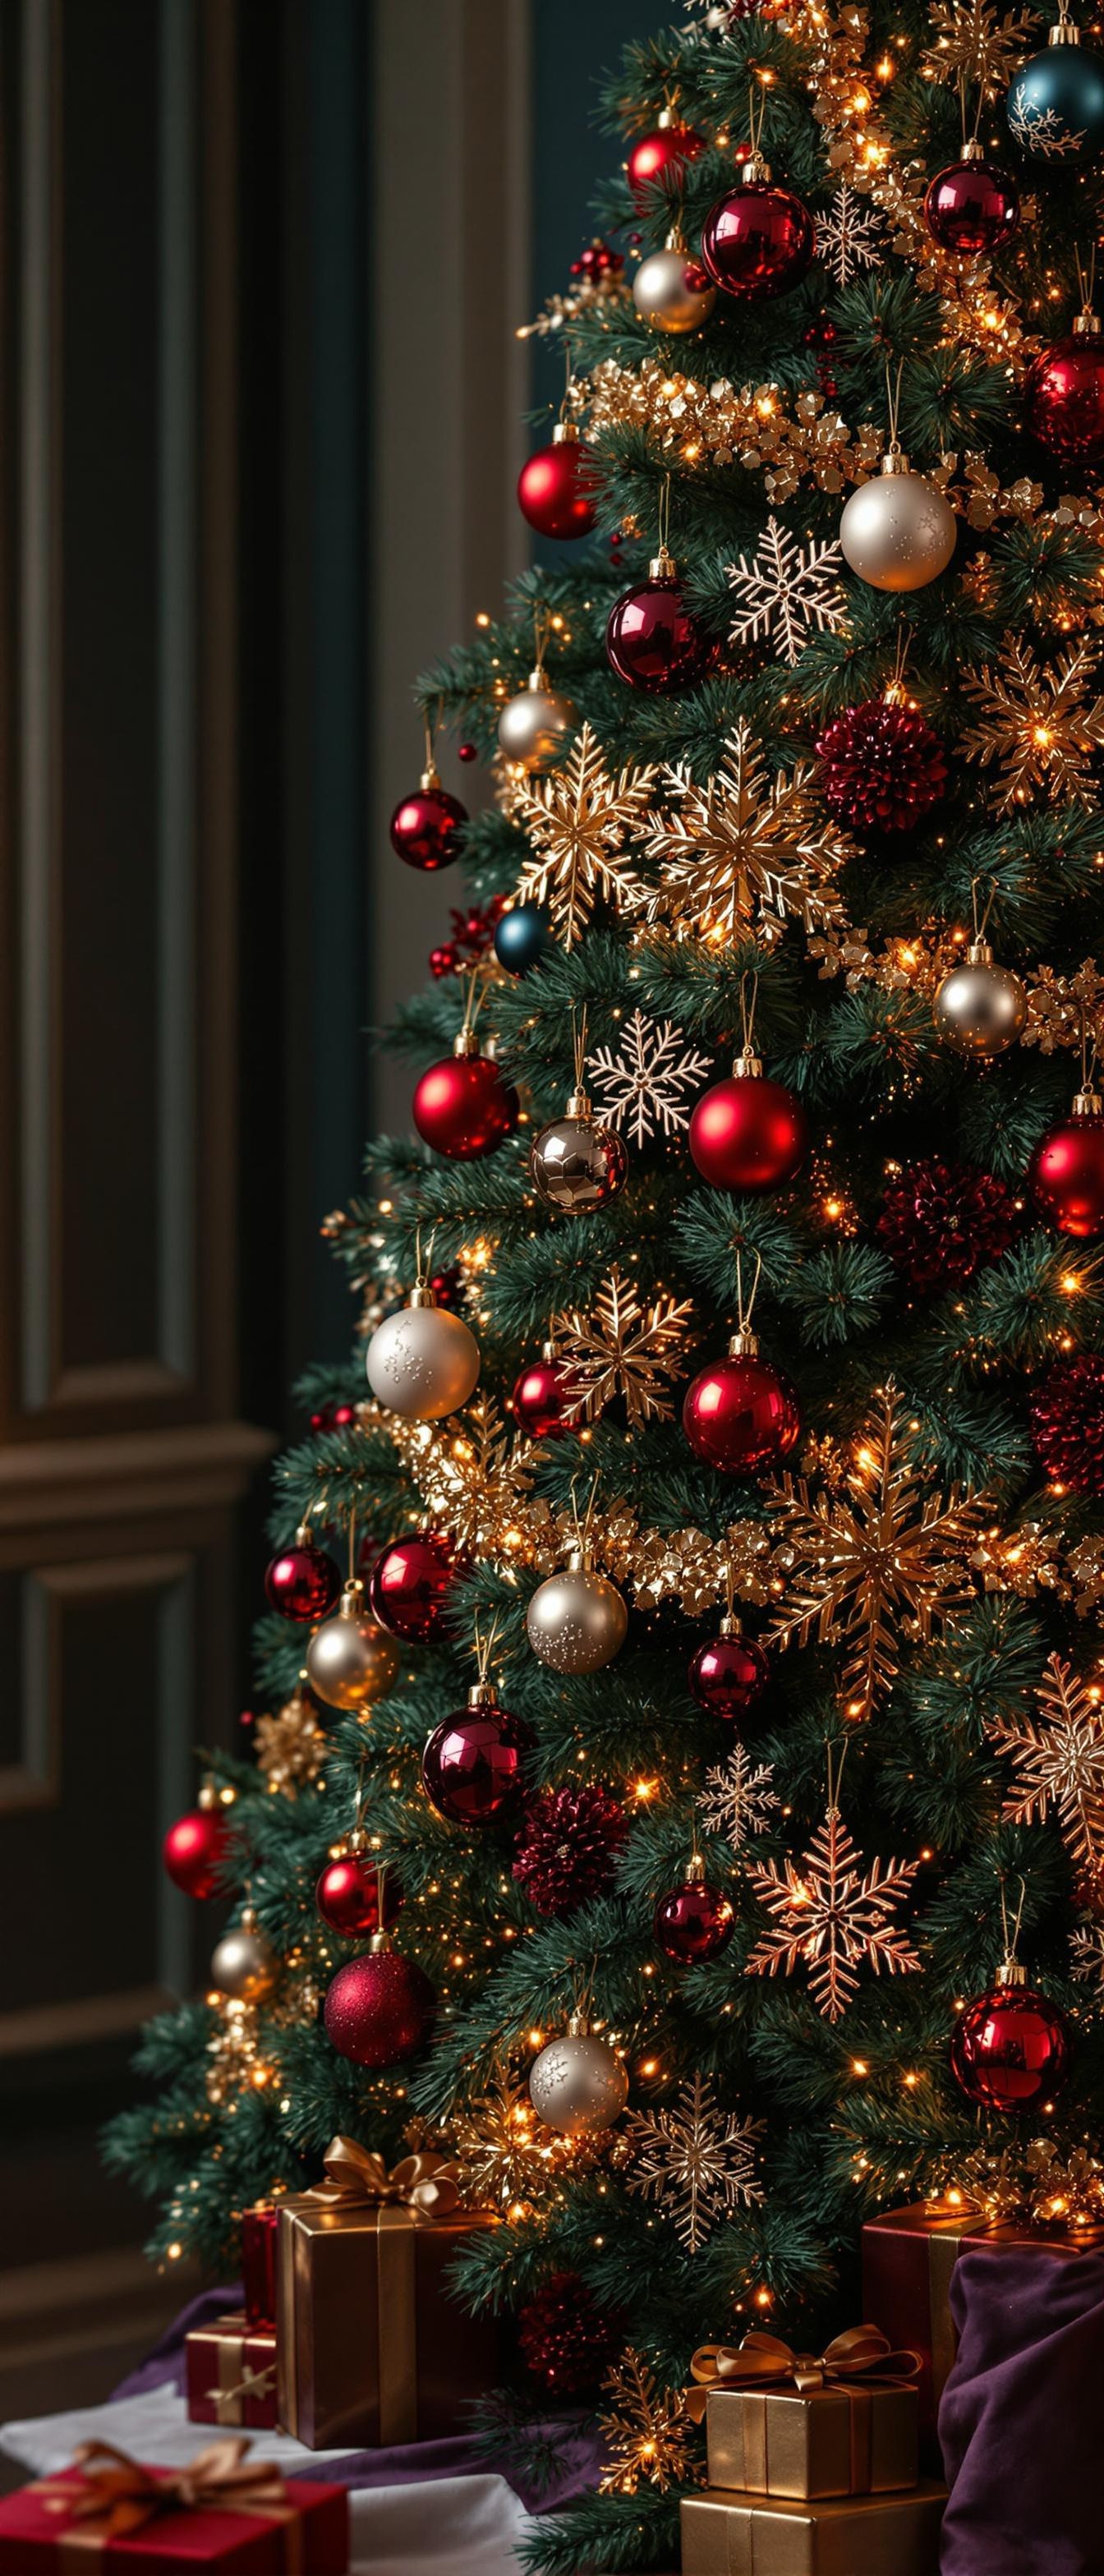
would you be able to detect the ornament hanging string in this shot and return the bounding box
[1075,242,1098,325]
[825,1734,850,1820]
[998,1872,1027,1976]
[884,359,906,463]
[734,1246,763,1341]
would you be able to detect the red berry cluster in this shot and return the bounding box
[429,894,507,981]
[570,237,623,283]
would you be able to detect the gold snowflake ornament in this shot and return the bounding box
[554,1265,693,1426]
[642,720,853,947]
[254,1687,326,1796]
[961,638,1104,810]
[746,1801,922,2023]
[388,1399,547,1561]
[922,0,1033,97]
[988,1654,1104,1872]
[598,2348,697,2496]
[513,722,656,947]
[767,1385,984,1721]
[625,2071,764,2254]
[697,1743,780,1856]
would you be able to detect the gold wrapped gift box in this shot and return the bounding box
[706,2381,918,2500]
[680,2480,947,2576]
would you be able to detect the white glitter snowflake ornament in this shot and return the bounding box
[589,1011,711,1148]
[727,517,847,668]
[697,1743,780,1856]
[815,185,885,288]
[626,2072,764,2253]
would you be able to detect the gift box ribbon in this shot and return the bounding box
[689,2324,921,2413]
[41,2436,297,2566]
[305,2135,462,2220]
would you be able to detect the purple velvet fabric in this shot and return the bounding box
[938,2241,1104,2574]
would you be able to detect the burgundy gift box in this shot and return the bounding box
[0,2463,347,2571]
[185,2312,278,2430]
[240,2206,279,2330]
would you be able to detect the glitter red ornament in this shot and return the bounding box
[413,1033,519,1161]
[518,426,599,540]
[315,1847,404,1939]
[510,1346,576,1439]
[627,113,703,201]
[1030,1084,1104,1238]
[701,113,814,301]
[513,1783,629,1917]
[1026,315,1104,467]
[1029,1353,1104,1494]
[877,1160,1020,1294]
[654,1856,735,1963]
[688,1617,770,1722]
[683,1332,801,1477]
[324,1940,436,2068]
[367,1530,467,1643]
[389,773,467,872]
[923,150,1019,255]
[689,1047,808,1194]
[163,1800,231,1900]
[421,1685,531,1829]
[950,1966,1070,2112]
[816,698,948,835]
[518,2272,623,2399]
[606,542,710,695]
[264,1525,342,1623]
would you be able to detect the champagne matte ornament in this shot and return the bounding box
[306,1576,401,1712]
[531,1010,628,1215]
[1005,8,1104,164]
[527,1548,628,1674]
[210,1907,278,2005]
[632,228,716,333]
[529,2012,629,2135]
[933,888,1027,1057]
[498,607,577,770]
[840,371,955,592]
[366,1268,481,1421]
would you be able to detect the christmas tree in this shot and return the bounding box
[108,2,1104,2564]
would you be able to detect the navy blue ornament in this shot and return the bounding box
[1005,30,1104,163]
[494,903,552,976]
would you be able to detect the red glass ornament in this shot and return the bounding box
[627,120,703,200]
[816,700,948,835]
[688,1621,770,1721]
[315,1852,404,1939]
[163,1804,230,1901]
[923,156,1019,255]
[367,1530,467,1642]
[412,1044,519,1159]
[654,1870,735,1963]
[702,178,815,300]
[264,1530,342,1623]
[324,1945,436,2068]
[1031,1098,1104,1239]
[683,1343,801,1475]
[511,1352,576,1438]
[421,1694,531,1829]
[389,782,467,872]
[518,433,599,540]
[689,1066,808,1193]
[1026,327,1104,467]
[605,568,710,695]
[950,1976,1070,2111]
[458,741,477,762]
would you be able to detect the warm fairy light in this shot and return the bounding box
[1061,1273,1082,1294]
[851,2058,869,2077]
[633,1777,660,1802]
[167,2242,182,2261]
[527,2029,543,2049]
[753,2287,773,2309]
[903,2071,920,2089]
[639,2058,660,2077]
[475,611,490,628]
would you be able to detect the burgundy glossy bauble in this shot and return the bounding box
[683,1352,801,1475]
[688,1625,770,1722]
[510,1355,576,1438]
[605,575,710,695]
[324,1946,436,2068]
[654,1874,735,1963]
[421,1700,532,1828]
[389,784,467,872]
[1031,1110,1104,1239]
[264,1536,342,1623]
[163,1805,230,1901]
[702,180,815,300]
[627,121,703,200]
[368,1531,467,1643]
[923,158,1019,255]
[518,437,599,540]
[1026,330,1104,466]
[412,1050,519,1159]
[689,1073,808,1193]
[315,1854,404,1939]
[950,1980,1070,2111]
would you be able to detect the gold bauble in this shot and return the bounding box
[529,2016,629,2135]
[306,1578,401,1711]
[530,1089,628,1214]
[366,1290,480,1421]
[933,940,1027,1056]
[840,452,956,592]
[209,1907,278,2004]
[497,667,577,770]
[526,1550,628,1674]
[632,239,716,334]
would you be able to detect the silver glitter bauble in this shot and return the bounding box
[529,2017,629,2136]
[632,238,716,334]
[932,939,1028,1056]
[306,1577,401,1711]
[839,452,957,592]
[531,1088,628,1214]
[366,1290,480,1421]
[526,1550,628,1674]
[209,1908,278,2004]
[497,668,577,771]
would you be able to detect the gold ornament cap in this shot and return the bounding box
[566,2008,591,2036]
[881,444,910,477]
[718,1609,740,1639]
[966,936,995,968]
[1073,1085,1103,1118]
[685,1852,706,1885]
[1050,12,1080,42]
[338,1577,365,1618]
[565,1087,593,1120]
[407,1281,439,1310]
[1074,310,1102,338]
[566,1541,592,1574]
[368,1928,394,1957]
[997,1955,1028,1986]
[733,1046,763,1079]
[648,541,678,581]
[420,760,442,792]
[453,1027,481,1059]
[552,420,579,446]
[467,1679,499,1711]
[960,138,985,163]
[526,661,550,692]
[729,1326,760,1359]
[740,148,771,184]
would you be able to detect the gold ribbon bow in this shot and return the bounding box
[47,2436,288,2542]
[687,2325,920,2420]
[306,2134,462,2221]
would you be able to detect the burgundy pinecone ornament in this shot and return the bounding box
[1029,1355,1104,1495]
[518,2270,624,2397]
[512,1783,629,1918]
[816,699,947,835]
[877,1160,1020,1294]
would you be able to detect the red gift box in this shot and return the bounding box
[0,2443,348,2571]
[185,2313,278,2430]
[240,2206,278,2329]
